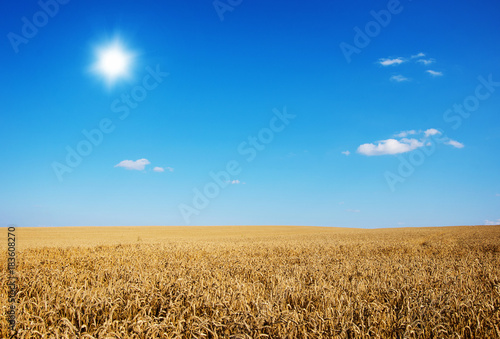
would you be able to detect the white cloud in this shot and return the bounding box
[357,129,463,156]
[395,130,417,138]
[426,70,443,76]
[445,139,464,148]
[416,58,435,65]
[115,158,150,171]
[346,209,360,213]
[378,57,405,66]
[231,180,240,184]
[485,219,500,225]
[411,52,425,58]
[153,166,174,172]
[339,201,345,205]
[357,138,423,156]
[341,150,350,156]
[424,128,441,137]
[390,74,410,82]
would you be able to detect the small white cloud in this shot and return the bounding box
[411,52,425,59]
[341,150,350,156]
[346,209,360,213]
[426,70,443,76]
[357,138,423,156]
[231,180,240,184]
[416,58,435,65]
[339,201,345,205]
[390,74,410,82]
[115,158,150,171]
[378,57,405,66]
[395,130,417,138]
[357,129,463,156]
[153,166,173,172]
[485,219,500,225]
[445,139,464,148]
[424,128,441,137]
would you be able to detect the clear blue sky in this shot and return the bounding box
[1,0,499,227]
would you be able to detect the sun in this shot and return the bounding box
[92,40,134,86]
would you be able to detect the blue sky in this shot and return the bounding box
[1,0,499,227]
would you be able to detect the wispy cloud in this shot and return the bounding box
[225,179,243,184]
[395,130,417,138]
[424,128,441,137]
[397,129,440,138]
[426,70,443,76]
[485,219,500,225]
[411,52,425,59]
[378,57,405,66]
[390,74,410,82]
[154,166,174,172]
[496,193,500,197]
[378,53,443,81]
[357,129,463,156]
[445,139,464,148]
[115,158,150,171]
[416,58,435,65]
[341,150,350,156]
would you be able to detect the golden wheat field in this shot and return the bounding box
[1,226,499,338]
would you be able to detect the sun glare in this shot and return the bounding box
[93,41,134,86]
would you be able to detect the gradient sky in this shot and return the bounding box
[1,0,499,228]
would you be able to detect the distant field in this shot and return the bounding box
[0,225,393,252]
[1,226,360,250]
[1,226,499,338]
